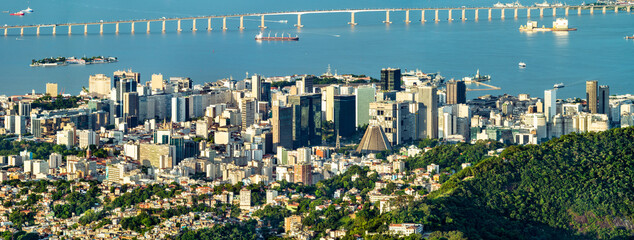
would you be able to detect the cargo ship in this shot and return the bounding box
[519,18,577,32]
[626,35,634,39]
[255,32,299,41]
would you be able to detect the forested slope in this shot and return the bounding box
[429,127,634,239]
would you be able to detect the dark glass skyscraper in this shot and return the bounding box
[288,94,322,148]
[380,68,402,91]
[334,95,356,137]
[446,80,466,104]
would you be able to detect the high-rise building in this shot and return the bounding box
[4,115,26,135]
[78,130,99,149]
[293,164,313,185]
[240,188,251,210]
[18,101,31,116]
[334,95,356,137]
[123,92,139,120]
[298,76,314,94]
[251,75,262,101]
[171,97,188,123]
[380,68,402,91]
[325,85,340,122]
[446,80,466,104]
[369,101,416,146]
[151,74,165,91]
[261,82,271,103]
[46,83,58,96]
[288,94,322,148]
[598,85,610,115]
[56,129,75,149]
[241,98,257,130]
[544,89,557,122]
[139,143,174,168]
[266,189,278,204]
[586,80,598,114]
[49,153,62,169]
[355,85,376,127]
[89,74,112,97]
[114,69,141,85]
[169,77,192,91]
[416,86,438,139]
[272,106,293,150]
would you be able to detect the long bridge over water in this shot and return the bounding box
[2,5,631,36]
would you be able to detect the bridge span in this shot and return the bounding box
[1,5,631,36]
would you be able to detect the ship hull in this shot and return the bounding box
[255,37,299,41]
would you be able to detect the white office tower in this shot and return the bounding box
[48,153,63,169]
[266,189,278,205]
[544,89,557,122]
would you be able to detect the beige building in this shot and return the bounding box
[139,143,174,168]
[284,215,303,233]
[240,188,251,210]
[46,83,58,96]
[89,74,111,97]
[151,74,165,91]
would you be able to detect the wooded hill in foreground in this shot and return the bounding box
[427,127,634,239]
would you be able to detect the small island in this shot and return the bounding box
[30,56,117,67]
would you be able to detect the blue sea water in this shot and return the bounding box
[0,0,633,99]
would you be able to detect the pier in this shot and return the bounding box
[466,81,501,92]
[1,5,629,36]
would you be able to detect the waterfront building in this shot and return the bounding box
[113,69,141,84]
[544,89,557,122]
[151,74,165,91]
[89,74,112,97]
[599,85,610,115]
[380,68,402,91]
[46,83,58,96]
[586,80,598,114]
[446,80,466,104]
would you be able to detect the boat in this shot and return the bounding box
[462,69,491,82]
[21,7,33,13]
[255,32,299,41]
[520,19,577,32]
[626,35,634,39]
[519,62,527,68]
[10,12,25,16]
[535,1,550,7]
[554,83,565,88]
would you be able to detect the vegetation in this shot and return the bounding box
[31,95,82,110]
[420,127,634,239]
[173,221,258,240]
[404,140,505,172]
[0,137,82,159]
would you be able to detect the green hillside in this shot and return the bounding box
[425,127,634,239]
